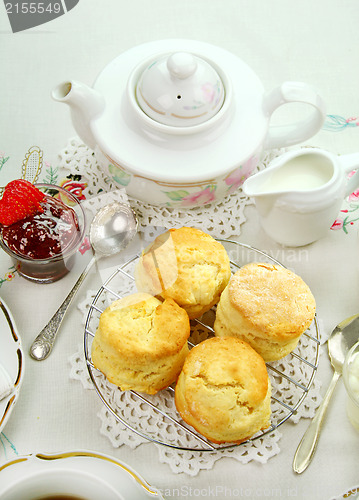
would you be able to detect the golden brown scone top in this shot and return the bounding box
[135,227,231,318]
[228,263,316,339]
[180,337,269,410]
[97,292,190,360]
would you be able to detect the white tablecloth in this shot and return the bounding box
[0,1,358,498]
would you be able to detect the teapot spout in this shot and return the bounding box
[52,81,105,150]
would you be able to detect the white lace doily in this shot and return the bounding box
[59,137,322,475]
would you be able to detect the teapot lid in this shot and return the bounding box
[135,52,225,127]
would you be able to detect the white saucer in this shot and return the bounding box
[0,298,24,433]
[0,450,164,499]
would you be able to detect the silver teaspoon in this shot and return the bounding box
[293,313,359,473]
[29,202,138,361]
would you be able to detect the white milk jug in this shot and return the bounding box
[243,148,359,246]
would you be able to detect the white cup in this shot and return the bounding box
[1,468,123,500]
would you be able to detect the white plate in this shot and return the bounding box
[0,450,164,499]
[0,298,24,433]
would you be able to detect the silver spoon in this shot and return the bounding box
[29,202,138,361]
[293,313,359,473]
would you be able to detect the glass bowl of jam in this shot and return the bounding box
[0,183,86,283]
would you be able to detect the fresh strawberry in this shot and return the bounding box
[12,179,45,203]
[0,180,45,226]
[4,182,43,213]
[6,180,45,202]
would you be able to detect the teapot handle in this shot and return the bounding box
[263,82,326,150]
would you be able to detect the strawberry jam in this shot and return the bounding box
[1,195,80,259]
[0,184,85,283]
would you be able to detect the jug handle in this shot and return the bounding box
[263,82,326,150]
[340,153,359,197]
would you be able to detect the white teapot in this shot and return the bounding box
[53,39,326,208]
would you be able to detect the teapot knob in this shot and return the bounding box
[167,52,197,79]
[135,50,225,127]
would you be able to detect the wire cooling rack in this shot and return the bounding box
[84,240,320,451]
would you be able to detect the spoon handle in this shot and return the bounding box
[292,369,341,474]
[29,255,97,361]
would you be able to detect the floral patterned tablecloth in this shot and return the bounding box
[1,0,359,492]
[0,126,358,478]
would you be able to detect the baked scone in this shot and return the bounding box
[91,293,190,395]
[214,263,316,362]
[175,337,271,444]
[135,227,231,319]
